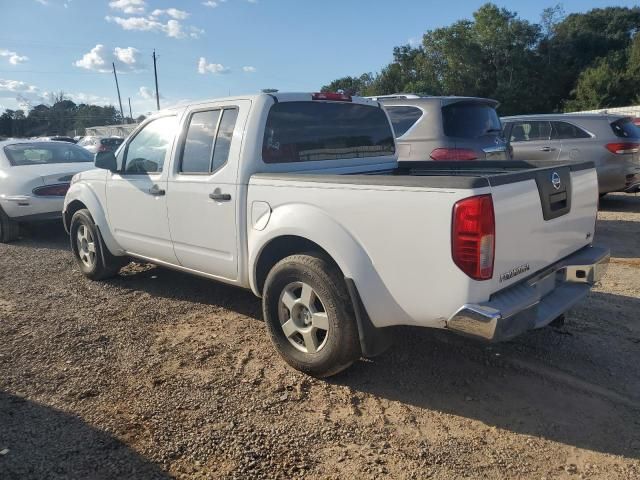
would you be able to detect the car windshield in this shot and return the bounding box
[611,118,640,139]
[442,102,502,139]
[262,101,395,163]
[4,142,94,166]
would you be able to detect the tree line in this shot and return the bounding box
[0,92,146,138]
[321,4,640,115]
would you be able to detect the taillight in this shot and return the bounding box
[430,148,478,161]
[312,92,352,102]
[33,184,70,197]
[452,194,495,280]
[605,142,640,154]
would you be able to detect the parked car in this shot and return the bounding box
[36,136,77,143]
[63,92,608,377]
[77,136,124,154]
[502,114,640,195]
[0,140,95,242]
[369,94,510,161]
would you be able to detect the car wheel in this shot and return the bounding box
[262,253,361,377]
[0,207,19,243]
[70,209,126,280]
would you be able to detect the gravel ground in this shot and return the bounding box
[1,193,639,479]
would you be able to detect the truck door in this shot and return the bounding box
[105,115,179,263]
[166,100,249,281]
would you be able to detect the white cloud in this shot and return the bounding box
[138,86,155,99]
[202,1,217,7]
[109,0,146,14]
[151,8,189,19]
[242,66,256,73]
[106,15,203,39]
[0,79,38,93]
[0,49,29,65]
[198,57,230,74]
[73,44,142,72]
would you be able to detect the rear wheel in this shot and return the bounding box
[0,207,19,243]
[262,253,361,377]
[70,209,127,280]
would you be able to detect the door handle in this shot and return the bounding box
[539,146,555,152]
[148,184,165,196]
[209,192,231,202]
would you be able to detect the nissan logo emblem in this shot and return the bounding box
[551,172,561,190]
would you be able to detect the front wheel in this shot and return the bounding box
[262,253,361,377]
[70,209,126,280]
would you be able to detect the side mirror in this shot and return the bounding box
[95,151,117,172]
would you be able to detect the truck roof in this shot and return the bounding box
[153,92,381,116]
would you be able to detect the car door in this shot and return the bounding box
[551,120,593,164]
[105,115,180,263]
[166,101,248,281]
[507,120,560,162]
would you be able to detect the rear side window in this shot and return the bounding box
[385,106,423,138]
[551,121,590,140]
[442,103,501,139]
[180,107,238,174]
[509,121,551,142]
[611,118,640,139]
[262,102,395,164]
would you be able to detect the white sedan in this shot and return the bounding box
[0,140,96,242]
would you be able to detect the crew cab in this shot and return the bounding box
[63,92,609,377]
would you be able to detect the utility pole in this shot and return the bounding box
[128,97,133,123]
[152,49,160,111]
[112,62,125,124]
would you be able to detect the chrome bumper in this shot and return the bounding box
[446,245,610,341]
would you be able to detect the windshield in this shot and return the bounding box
[4,142,94,166]
[611,118,640,139]
[263,101,395,163]
[442,102,502,139]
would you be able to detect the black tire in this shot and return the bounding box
[70,209,127,280]
[262,253,361,377]
[0,206,19,243]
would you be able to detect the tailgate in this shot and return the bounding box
[487,163,598,294]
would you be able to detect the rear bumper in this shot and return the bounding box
[0,195,64,220]
[446,245,610,341]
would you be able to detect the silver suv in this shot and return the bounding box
[371,94,510,161]
[502,114,640,195]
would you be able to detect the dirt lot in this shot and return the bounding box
[1,193,639,480]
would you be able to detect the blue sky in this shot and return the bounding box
[0,0,637,117]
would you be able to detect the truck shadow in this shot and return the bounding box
[11,221,69,251]
[0,391,170,479]
[333,290,640,460]
[594,219,640,259]
[599,192,640,214]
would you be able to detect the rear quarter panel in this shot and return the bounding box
[247,178,491,329]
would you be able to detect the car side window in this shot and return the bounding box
[551,121,591,140]
[179,107,238,174]
[510,121,551,142]
[181,110,222,173]
[123,116,177,174]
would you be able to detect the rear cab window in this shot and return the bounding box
[442,102,501,139]
[262,101,395,164]
[611,118,640,139]
[385,106,423,138]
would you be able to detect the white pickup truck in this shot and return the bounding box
[63,92,609,377]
